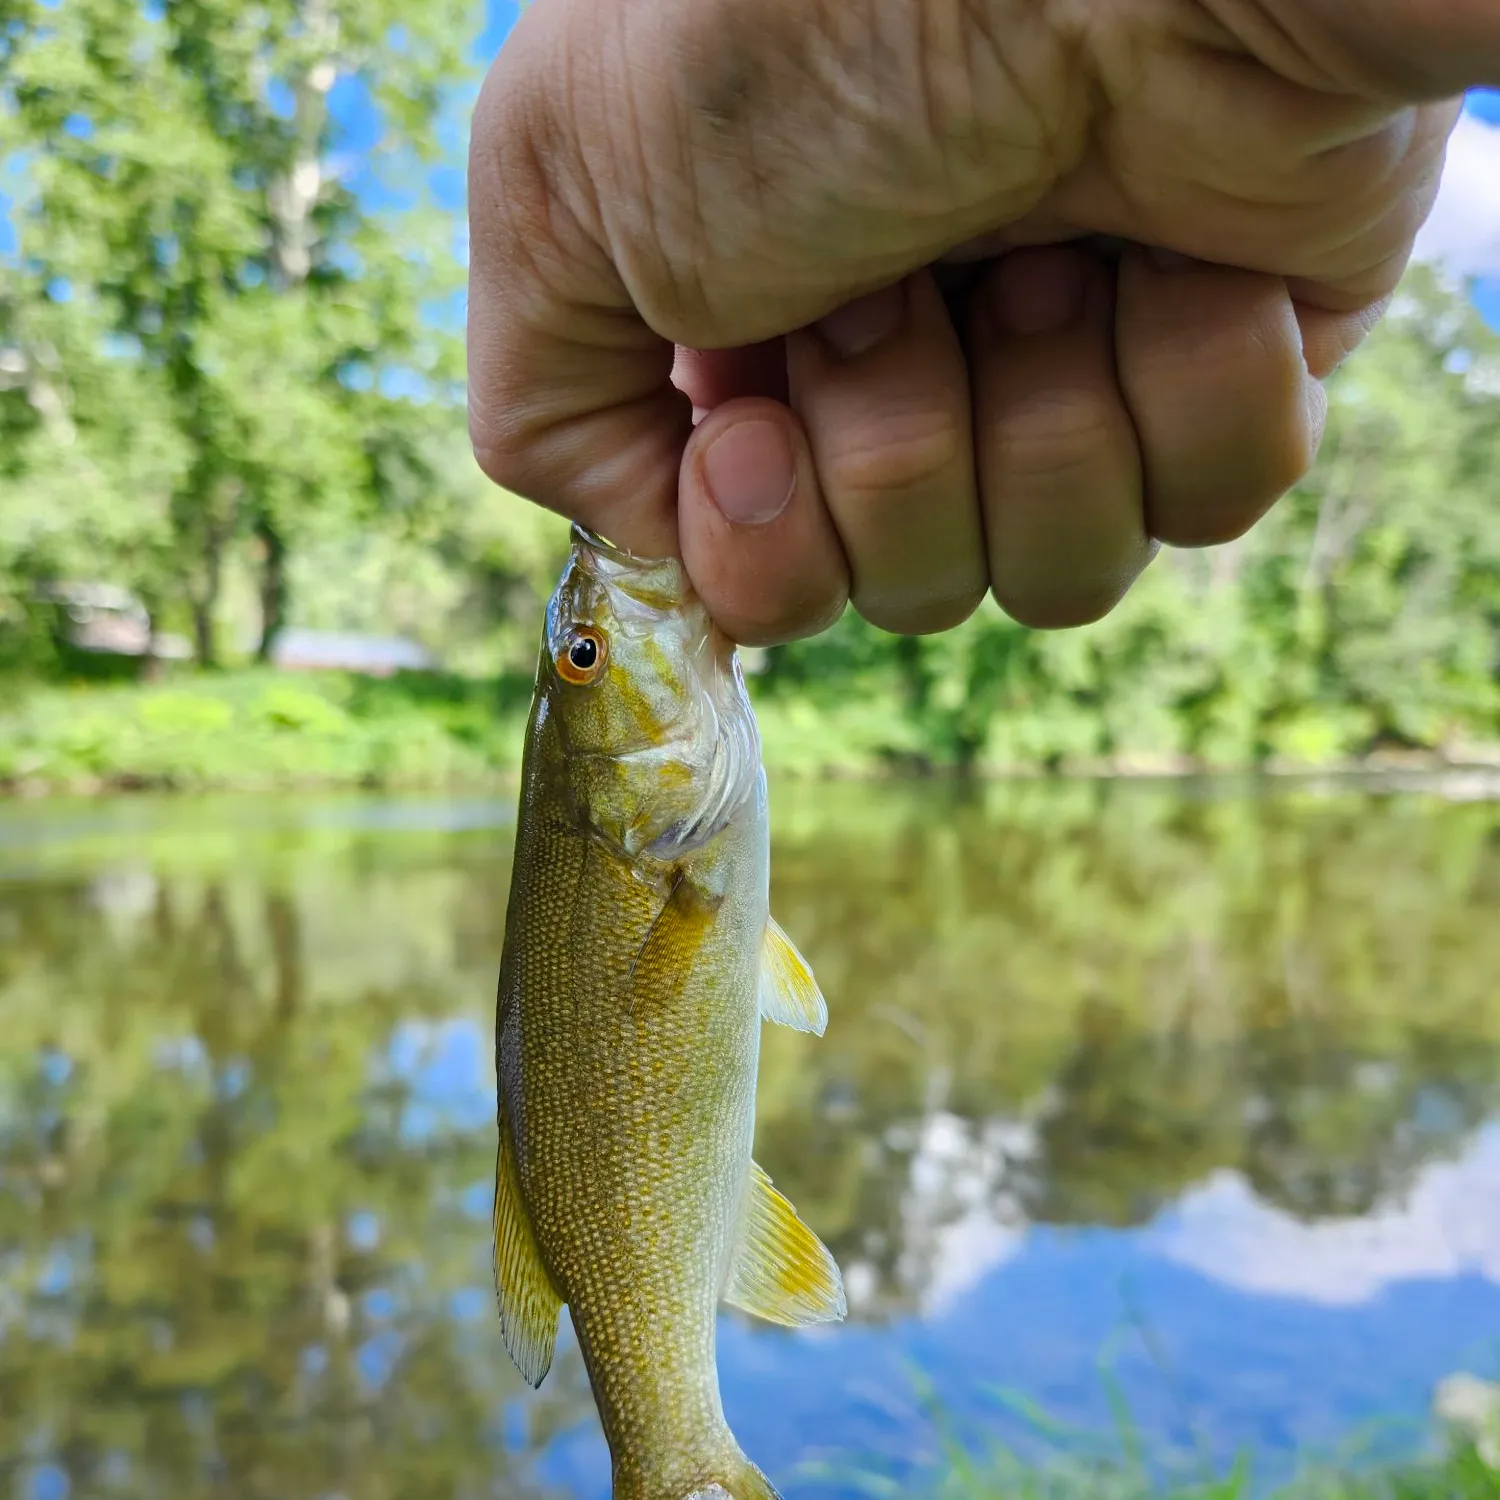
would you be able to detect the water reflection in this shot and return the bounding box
[1,780,1498,1496]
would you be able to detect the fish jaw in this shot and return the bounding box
[539,528,762,865]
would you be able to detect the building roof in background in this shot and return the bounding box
[270,629,437,673]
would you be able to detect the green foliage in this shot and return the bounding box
[760,269,1500,775]
[0,668,531,790]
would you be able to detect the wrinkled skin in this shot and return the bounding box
[468,0,1498,644]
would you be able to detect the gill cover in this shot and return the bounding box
[540,526,761,861]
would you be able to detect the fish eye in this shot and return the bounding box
[556,626,608,685]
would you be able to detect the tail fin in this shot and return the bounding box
[681,1463,781,1500]
[618,1432,781,1500]
[651,1452,780,1500]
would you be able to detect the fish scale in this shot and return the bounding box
[492,527,846,1500]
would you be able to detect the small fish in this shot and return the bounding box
[493,525,845,1500]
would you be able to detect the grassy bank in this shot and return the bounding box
[3,669,1499,795]
[0,669,532,794]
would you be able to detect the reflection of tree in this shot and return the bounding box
[2,780,1499,1467]
[1024,997,1241,1227]
[753,781,1500,1308]
[1238,1025,1496,1220]
[0,841,587,1499]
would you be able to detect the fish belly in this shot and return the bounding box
[504,815,767,1478]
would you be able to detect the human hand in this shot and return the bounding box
[467,0,1499,645]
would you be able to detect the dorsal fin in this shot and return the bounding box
[492,1108,563,1387]
[757,918,827,1036]
[722,1160,845,1327]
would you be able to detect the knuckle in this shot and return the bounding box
[988,389,1125,481]
[468,394,537,495]
[822,404,970,503]
[1150,491,1271,548]
[1260,406,1319,500]
[732,587,849,649]
[1150,394,1315,550]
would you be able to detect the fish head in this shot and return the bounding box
[537,525,761,862]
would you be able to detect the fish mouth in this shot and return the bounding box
[570,524,687,611]
[569,523,638,566]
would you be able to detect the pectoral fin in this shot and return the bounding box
[722,1160,846,1327]
[757,917,827,1036]
[492,1110,562,1387]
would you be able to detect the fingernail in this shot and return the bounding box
[701,419,796,526]
[988,254,1087,336]
[814,282,905,359]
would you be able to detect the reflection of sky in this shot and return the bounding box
[380,1018,1500,1496]
[519,1121,1500,1499]
[383,1017,492,1141]
[1151,1125,1500,1304]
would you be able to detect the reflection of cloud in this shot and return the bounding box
[1413,112,1500,278]
[898,1111,1032,1316]
[1149,1124,1500,1305]
[88,866,159,939]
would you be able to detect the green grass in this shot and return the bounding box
[805,1366,1500,1500]
[0,667,915,794]
[884,1441,1500,1499]
[0,668,533,793]
[3,666,1497,796]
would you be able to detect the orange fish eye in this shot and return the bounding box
[555,626,608,685]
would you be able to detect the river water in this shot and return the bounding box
[1,778,1497,1497]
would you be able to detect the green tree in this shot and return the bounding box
[2,0,476,663]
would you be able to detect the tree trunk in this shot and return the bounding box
[255,512,288,664]
[191,596,216,669]
[139,590,167,684]
[894,633,928,715]
[184,476,241,668]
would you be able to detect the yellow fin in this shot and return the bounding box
[492,1111,562,1387]
[757,917,827,1036]
[722,1160,846,1328]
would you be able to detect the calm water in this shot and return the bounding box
[2,778,1499,1498]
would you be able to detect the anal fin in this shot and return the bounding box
[493,1107,563,1387]
[757,917,827,1036]
[722,1160,845,1328]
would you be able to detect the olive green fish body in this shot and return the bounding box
[493,529,843,1500]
